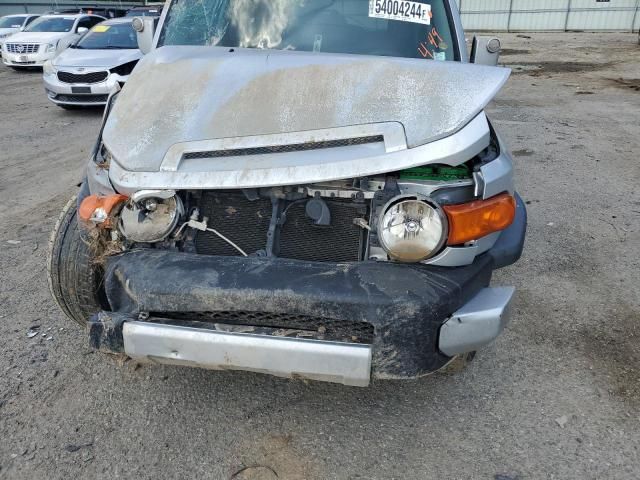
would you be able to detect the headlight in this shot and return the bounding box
[45,42,58,53]
[378,196,447,263]
[43,60,57,76]
[119,192,183,243]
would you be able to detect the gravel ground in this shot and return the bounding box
[0,33,639,480]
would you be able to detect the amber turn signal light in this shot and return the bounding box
[79,194,128,226]
[443,193,516,246]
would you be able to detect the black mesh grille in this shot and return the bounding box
[195,192,272,256]
[57,71,109,84]
[279,201,365,262]
[194,193,367,263]
[53,94,109,103]
[183,135,384,160]
[152,311,375,343]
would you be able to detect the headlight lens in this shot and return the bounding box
[43,60,57,75]
[45,42,58,53]
[378,196,447,263]
[119,194,183,243]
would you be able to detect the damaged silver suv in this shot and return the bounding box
[48,0,526,387]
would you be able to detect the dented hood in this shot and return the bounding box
[103,47,510,173]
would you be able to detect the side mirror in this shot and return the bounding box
[132,16,156,54]
[470,36,501,66]
[77,27,89,35]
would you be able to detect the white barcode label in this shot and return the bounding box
[369,0,432,26]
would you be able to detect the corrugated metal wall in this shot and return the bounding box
[457,0,640,32]
[0,1,142,16]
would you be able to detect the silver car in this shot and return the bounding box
[48,0,527,387]
[43,18,142,108]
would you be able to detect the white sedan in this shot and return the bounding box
[2,13,105,69]
[0,14,40,50]
[43,18,143,108]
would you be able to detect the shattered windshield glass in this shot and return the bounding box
[158,0,457,61]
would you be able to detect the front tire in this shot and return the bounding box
[47,196,105,326]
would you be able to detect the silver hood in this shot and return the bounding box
[53,47,142,68]
[103,46,510,176]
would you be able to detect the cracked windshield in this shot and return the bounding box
[158,0,456,60]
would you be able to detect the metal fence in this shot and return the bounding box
[456,0,640,32]
[0,1,143,16]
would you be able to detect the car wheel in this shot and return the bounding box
[47,196,105,326]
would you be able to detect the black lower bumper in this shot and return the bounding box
[99,249,492,378]
[93,196,526,379]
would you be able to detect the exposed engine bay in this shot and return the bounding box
[90,162,485,266]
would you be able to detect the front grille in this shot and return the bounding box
[152,311,375,343]
[53,94,109,103]
[183,135,384,160]
[195,192,272,256]
[57,70,109,84]
[194,192,367,263]
[279,201,365,262]
[6,43,39,54]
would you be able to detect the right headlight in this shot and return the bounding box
[45,42,58,53]
[378,196,448,263]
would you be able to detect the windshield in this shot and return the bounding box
[74,23,138,49]
[25,17,74,33]
[158,0,457,61]
[0,16,27,28]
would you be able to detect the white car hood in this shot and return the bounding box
[54,48,142,68]
[7,31,70,44]
[103,46,510,174]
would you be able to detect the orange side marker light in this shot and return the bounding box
[444,193,516,246]
[79,194,128,227]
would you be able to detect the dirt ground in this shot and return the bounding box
[0,32,639,480]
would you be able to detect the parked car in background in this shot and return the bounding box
[0,14,40,52]
[2,13,104,69]
[43,18,142,108]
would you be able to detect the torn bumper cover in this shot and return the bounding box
[88,243,516,385]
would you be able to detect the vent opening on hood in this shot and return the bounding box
[182,135,384,161]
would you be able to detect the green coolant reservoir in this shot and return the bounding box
[399,165,472,182]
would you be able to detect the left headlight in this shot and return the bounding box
[45,42,58,53]
[378,196,447,263]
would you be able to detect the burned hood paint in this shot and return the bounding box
[103,46,510,173]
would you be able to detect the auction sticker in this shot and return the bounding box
[369,1,431,26]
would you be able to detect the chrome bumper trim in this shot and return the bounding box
[123,321,372,387]
[438,287,515,356]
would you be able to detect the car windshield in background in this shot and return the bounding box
[0,16,27,28]
[25,17,74,33]
[158,0,456,61]
[74,23,138,49]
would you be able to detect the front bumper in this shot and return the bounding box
[88,196,526,386]
[2,49,53,67]
[43,71,126,106]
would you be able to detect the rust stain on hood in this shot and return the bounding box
[103,46,510,173]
